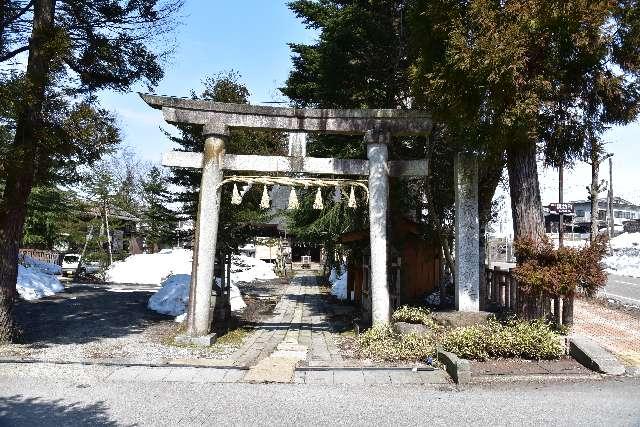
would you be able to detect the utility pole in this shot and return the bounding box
[608,157,614,239]
[556,162,564,327]
[589,145,600,244]
[559,163,564,248]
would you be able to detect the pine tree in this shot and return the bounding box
[0,1,181,341]
[141,166,177,252]
[409,0,640,241]
[166,71,287,254]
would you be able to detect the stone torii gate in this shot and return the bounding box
[141,94,480,344]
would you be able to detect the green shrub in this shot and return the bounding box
[441,318,564,360]
[356,324,435,361]
[392,305,434,326]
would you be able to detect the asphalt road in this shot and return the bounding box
[0,376,639,426]
[603,274,640,307]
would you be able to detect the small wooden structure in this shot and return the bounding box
[341,219,441,322]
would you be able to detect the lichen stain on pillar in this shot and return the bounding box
[454,152,480,312]
[187,132,227,337]
[367,140,390,324]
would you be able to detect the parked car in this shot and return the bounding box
[61,254,100,276]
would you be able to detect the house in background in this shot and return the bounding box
[571,197,640,234]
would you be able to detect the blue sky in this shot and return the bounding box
[98,1,315,162]
[98,1,639,206]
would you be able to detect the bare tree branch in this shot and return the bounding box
[0,44,28,62]
[1,1,34,30]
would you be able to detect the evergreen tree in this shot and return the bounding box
[282,0,491,275]
[141,166,177,252]
[409,0,640,240]
[166,71,287,254]
[0,0,181,341]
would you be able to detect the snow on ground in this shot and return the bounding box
[108,249,275,318]
[22,255,62,275]
[105,249,193,285]
[329,266,348,300]
[16,257,64,301]
[604,233,640,278]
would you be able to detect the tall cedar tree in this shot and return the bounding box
[282,0,503,277]
[141,166,177,252]
[0,0,182,342]
[410,0,640,241]
[166,71,287,254]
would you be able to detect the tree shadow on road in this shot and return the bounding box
[12,284,171,346]
[0,394,127,426]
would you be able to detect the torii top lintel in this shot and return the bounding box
[140,94,432,137]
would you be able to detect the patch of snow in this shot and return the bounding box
[147,274,190,316]
[604,233,640,278]
[424,290,453,307]
[425,290,441,306]
[230,254,277,282]
[16,263,64,301]
[147,274,247,317]
[105,249,193,285]
[22,255,62,275]
[610,232,640,250]
[329,266,348,300]
[125,251,274,318]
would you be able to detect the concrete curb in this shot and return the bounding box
[437,348,471,384]
[0,357,249,370]
[297,366,436,372]
[568,336,626,376]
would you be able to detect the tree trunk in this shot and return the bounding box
[0,0,55,343]
[506,141,545,241]
[506,140,545,319]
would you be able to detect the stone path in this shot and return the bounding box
[231,275,343,382]
[231,275,342,367]
[574,298,640,371]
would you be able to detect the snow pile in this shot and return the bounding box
[148,275,248,317]
[22,255,62,275]
[109,250,275,318]
[329,266,348,300]
[147,274,191,316]
[610,232,640,251]
[105,249,193,285]
[604,233,640,278]
[16,258,64,301]
[231,255,277,283]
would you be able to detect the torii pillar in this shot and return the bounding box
[182,125,228,344]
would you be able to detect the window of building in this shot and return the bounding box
[576,210,585,218]
[598,210,607,220]
[615,210,622,218]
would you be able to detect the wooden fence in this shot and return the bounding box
[482,266,571,324]
[18,249,63,266]
[482,266,519,312]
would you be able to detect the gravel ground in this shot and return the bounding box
[0,279,287,364]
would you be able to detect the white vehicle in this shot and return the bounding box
[61,254,100,276]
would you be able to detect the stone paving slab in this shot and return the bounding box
[363,370,392,385]
[333,370,365,385]
[107,366,172,382]
[163,367,228,383]
[295,368,451,386]
[304,370,334,385]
